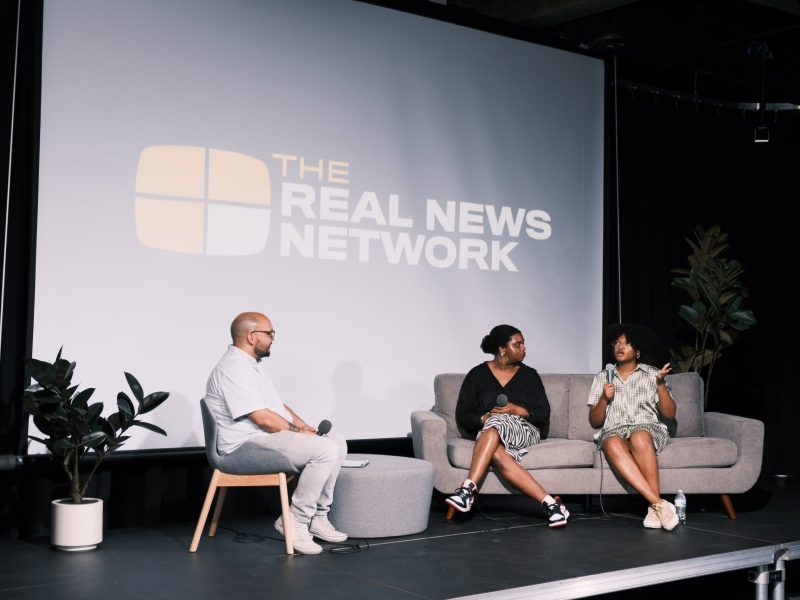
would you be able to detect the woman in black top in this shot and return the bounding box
[446,324,570,528]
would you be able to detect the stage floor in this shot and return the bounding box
[1,482,798,600]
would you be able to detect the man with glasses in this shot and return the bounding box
[205,311,348,554]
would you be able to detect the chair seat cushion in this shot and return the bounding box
[217,437,299,475]
[447,437,596,470]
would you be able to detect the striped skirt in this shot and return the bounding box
[478,414,540,463]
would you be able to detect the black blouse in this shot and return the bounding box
[455,362,550,438]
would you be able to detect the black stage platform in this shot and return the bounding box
[1,482,798,600]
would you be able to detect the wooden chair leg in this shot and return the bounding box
[446,505,457,520]
[209,486,228,537]
[189,470,222,552]
[278,473,294,555]
[720,494,737,520]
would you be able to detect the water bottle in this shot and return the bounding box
[674,490,687,525]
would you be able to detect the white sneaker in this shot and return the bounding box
[652,500,679,531]
[309,515,348,543]
[643,506,662,529]
[274,514,322,555]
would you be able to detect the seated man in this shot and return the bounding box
[205,311,348,554]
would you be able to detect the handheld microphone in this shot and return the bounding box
[496,393,508,407]
[316,419,332,436]
[605,363,615,384]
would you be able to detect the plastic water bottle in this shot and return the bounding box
[675,490,687,525]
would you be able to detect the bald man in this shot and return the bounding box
[205,312,348,555]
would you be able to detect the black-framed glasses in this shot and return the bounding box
[252,330,276,339]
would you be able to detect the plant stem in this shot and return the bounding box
[70,446,81,503]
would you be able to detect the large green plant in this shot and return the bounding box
[670,225,756,406]
[23,348,170,503]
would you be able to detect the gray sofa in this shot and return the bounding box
[410,372,764,518]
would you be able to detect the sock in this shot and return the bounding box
[543,495,556,506]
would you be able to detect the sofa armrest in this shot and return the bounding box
[410,410,447,463]
[411,410,463,493]
[704,411,765,493]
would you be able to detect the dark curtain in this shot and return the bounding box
[609,85,800,483]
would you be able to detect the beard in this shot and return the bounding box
[255,347,271,360]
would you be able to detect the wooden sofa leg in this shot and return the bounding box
[446,506,457,520]
[720,494,737,520]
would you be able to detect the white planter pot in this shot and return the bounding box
[51,498,103,551]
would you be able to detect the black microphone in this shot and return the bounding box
[496,393,508,407]
[605,363,615,383]
[316,419,332,436]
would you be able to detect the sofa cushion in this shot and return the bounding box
[664,372,705,437]
[540,374,569,438]
[566,374,597,442]
[447,437,596,470]
[657,436,737,468]
[591,436,737,468]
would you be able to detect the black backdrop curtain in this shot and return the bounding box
[608,88,800,485]
[1,3,798,538]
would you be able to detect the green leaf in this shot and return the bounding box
[53,438,76,452]
[678,304,700,324]
[107,413,121,431]
[72,387,95,408]
[125,372,144,403]
[87,403,103,422]
[97,416,116,438]
[131,420,167,436]
[140,391,169,414]
[117,392,135,421]
[82,430,107,447]
[28,358,57,386]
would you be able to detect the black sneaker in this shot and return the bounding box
[543,496,569,528]
[445,481,477,513]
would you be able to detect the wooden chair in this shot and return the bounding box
[189,399,299,554]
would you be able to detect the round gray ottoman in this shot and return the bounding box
[328,453,434,538]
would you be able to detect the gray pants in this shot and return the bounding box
[231,431,347,525]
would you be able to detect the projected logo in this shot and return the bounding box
[135,145,271,255]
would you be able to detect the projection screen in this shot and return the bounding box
[31,0,604,450]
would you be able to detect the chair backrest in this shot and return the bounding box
[199,398,299,476]
[200,398,224,470]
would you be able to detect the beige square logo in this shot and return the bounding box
[135,145,271,255]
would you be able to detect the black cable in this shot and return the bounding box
[217,525,279,544]
[217,524,370,554]
[598,448,612,519]
[328,539,369,554]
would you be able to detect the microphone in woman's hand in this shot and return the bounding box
[496,393,508,407]
[317,419,332,436]
[605,364,615,403]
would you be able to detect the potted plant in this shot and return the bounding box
[23,348,169,551]
[670,225,757,406]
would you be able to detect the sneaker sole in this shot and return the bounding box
[643,521,662,529]
[294,544,323,555]
[310,530,348,543]
[661,514,679,531]
[548,519,568,529]
[444,498,472,513]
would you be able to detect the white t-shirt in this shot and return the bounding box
[205,345,294,455]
